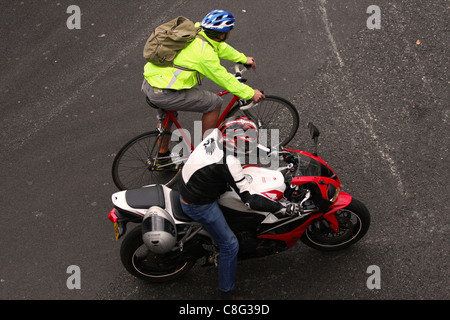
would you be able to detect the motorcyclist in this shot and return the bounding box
[178,116,294,299]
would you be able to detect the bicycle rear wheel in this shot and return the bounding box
[112,131,186,190]
[228,95,299,148]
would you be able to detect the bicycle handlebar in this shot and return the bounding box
[233,64,258,111]
[240,101,257,110]
[235,64,246,75]
[234,63,254,75]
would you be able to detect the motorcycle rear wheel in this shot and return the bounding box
[120,226,196,282]
[300,198,370,251]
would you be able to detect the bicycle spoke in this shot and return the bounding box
[231,96,299,148]
[112,132,185,190]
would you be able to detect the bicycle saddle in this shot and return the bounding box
[146,96,160,110]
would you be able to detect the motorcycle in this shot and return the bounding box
[107,123,370,282]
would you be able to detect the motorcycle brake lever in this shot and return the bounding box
[299,190,311,208]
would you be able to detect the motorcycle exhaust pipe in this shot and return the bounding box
[168,240,206,265]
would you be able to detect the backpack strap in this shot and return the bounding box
[172,64,202,85]
[195,34,209,45]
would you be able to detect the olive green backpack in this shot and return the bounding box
[143,16,203,67]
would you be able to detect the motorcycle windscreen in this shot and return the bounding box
[294,154,336,179]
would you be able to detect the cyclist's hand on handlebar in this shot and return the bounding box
[252,89,265,103]
[245,57,256,70]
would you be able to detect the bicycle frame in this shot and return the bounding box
[160,90,241,151]
[216,91,241,125]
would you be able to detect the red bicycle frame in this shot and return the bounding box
[160,90,241,151]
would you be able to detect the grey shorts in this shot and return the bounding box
[141,79,223,121]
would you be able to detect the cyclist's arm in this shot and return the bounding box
[216,42,248,64]
[196,51,255,100]
[196,26,248,64]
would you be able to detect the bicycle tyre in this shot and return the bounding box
[112,131,185,190]
[227,95,299,148]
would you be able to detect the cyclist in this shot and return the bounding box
[179,116,294,300]
[141,9,265,164]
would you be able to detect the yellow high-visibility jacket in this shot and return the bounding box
[143,25,255,100]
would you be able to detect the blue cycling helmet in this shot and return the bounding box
[201,10,235,32]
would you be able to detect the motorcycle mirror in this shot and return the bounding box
[308,122,320,140]
[308,123,320,156]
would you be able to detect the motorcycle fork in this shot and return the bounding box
[322,192,353,233]
[322,212,339,233]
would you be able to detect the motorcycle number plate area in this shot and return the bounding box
[114,222,120,241]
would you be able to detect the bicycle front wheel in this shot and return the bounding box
[228,96,299,148]
[112,131,185,190]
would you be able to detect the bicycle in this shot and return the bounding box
[112,64,300,191]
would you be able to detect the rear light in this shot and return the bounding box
[108,208,118,223]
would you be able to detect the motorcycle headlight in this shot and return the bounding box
[327,185,341,203]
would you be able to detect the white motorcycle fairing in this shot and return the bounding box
[113,166,285,216]
[111,184,196,224]
[218,166,286,222]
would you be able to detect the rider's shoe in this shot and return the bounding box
[155,153,178,171]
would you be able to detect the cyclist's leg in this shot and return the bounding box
[168,88,222,137]
[157,121,173,155]
[142,80,222,143]
[178,88,222,138]
[142,79,176,155]
[202,108,221,138]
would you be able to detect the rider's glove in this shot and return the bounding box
[285,202,300,216]
[276,202,300,217]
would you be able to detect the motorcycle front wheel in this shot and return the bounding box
[300,198,370,251]
[120,226,196,282]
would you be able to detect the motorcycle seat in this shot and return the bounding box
[125,185,166,209]
[170,190,193,222]
[124,185,193,222]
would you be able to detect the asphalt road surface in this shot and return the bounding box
[0,0,448,301]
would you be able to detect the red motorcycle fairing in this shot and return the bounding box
[283,149,338,178]
[323,192,352,232]
[257,192,352,249]
[291,176,341,200]
[258,214,322,248]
